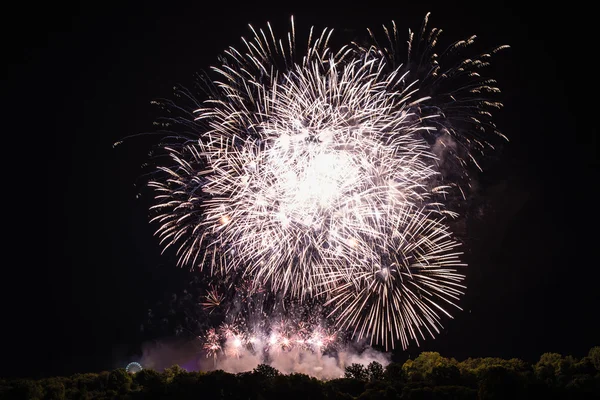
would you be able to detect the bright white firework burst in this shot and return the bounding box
[144,14,508,350]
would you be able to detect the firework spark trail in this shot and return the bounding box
[209,319,339,356]
[203,328,222,360]
[201,285,225,312]
[191,317,381,379]
[149,43,447,294]
[323,207,466,350]
[361,14,509,190]
[139,14,508,350]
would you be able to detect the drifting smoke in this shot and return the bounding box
[202,337,390,380]
[137,331,389,380]
[139,338,200,372]
[138,294,391,379]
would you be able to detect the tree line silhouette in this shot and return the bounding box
[2,346,599,399]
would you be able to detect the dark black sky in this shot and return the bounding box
[3,0,597,379]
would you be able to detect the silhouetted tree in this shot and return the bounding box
[478,366,526,400]
[268,373,324,400]
[199,369,240,399]
[71,373,103,393]
[166,371,204,399]
[357,383,399,400]
[401,385,433,399]
[162,364,185,383]
[589,346,600,371]
[107,368,132,394]
[236,371,269,400]
[565,373,597,398]
[432,385,477,399]
[42,378,66,400]
[367,361,385,381]
[534,352,563,383]
[325,378,366,398]
[1,346,599,399]
[428,364,461,386]
[571,356,597,376]
[253,363,280,378]
[384,362,405,382]
[345,363,369,381]
[133,368,164,395]
[403,351,458,383]
[8,379,44,400]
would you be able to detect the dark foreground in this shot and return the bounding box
[2,347,599,399]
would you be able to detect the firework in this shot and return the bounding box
[202,328,222,367]
[148,54,443,298]
[138,14,507,350]
[324,207,466,350]
[201,285,225,312]
[360,15,509,178]
[209,318,339,356]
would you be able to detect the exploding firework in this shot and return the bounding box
[203,328,222,359]
[134,14,507,350]
[324,207,466,349]
[201,285,225,312]
[211,318,339,356]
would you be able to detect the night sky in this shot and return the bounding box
[4,0,597,379]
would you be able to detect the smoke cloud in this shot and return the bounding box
[199,336,390,380]
[137,335,390,380]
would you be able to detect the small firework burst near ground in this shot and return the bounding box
[134,13,508,353]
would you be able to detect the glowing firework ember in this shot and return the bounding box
[137,14,508,350]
